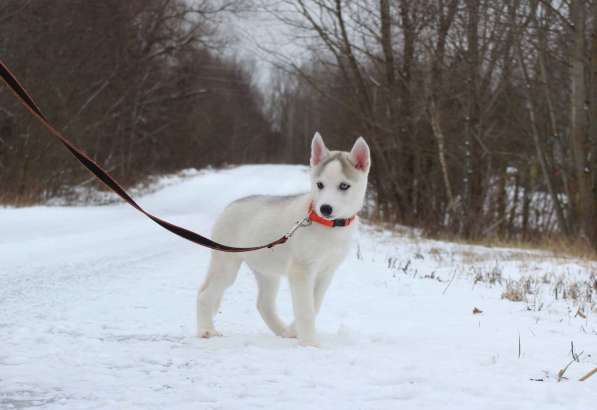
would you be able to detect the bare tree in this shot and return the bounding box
[0,0,274,204]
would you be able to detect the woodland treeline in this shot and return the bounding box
[1,0,596,247]
[0,0,279,203]
[268,0,597,245]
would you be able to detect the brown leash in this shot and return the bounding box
[0,59,293,252]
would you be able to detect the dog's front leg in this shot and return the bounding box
[288,260,319,347]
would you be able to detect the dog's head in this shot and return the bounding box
[309,132,371,219]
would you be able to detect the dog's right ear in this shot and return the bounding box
[310,132,329,167]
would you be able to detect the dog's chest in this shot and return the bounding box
[297,224,351,253]
[244,224,354,276]
[288,224,354,273]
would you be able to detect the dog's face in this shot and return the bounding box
[309,132,371,219]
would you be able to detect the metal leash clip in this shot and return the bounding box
[284,216,312,240]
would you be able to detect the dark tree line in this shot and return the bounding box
[2,0,597,249]
[267,0,597,247]
[0,0,278,204]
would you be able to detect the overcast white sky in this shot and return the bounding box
[223,2,308,88]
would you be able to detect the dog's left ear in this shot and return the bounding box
[350,137,371,172]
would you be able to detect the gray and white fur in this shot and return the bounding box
[196,132,371,346]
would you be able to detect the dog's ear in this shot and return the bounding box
[310,132,329,167]
[350,137,371,172]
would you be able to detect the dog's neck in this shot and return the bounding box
[307,202,357,228]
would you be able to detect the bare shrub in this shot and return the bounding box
[502,281,526,302]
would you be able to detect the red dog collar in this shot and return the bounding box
[308,203,357,228]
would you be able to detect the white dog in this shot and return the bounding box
[197,132,371,346]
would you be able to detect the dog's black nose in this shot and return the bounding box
[320,204,333,217]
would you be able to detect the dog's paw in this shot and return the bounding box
[298,337,321,348]
[198,328,222,339]
[281,323,297,339]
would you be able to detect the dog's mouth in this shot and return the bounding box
[315,209,335,219]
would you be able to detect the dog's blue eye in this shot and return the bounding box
[317,182,324,190]
[339,182,350,191]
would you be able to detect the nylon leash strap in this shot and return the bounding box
[0,60,292,253]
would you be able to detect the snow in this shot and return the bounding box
[1,165,596,409]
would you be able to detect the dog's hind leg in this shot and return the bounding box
[196,253,241,338]
[255,273,287,337]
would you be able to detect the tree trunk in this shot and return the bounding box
[508,170,520,238]
[516,41,570,236]
[462,0,483,238]
[570,0,592,240]
[428,0,458,227]
[590,0,597,245]
[522,167,532,241]
[496,167,507,238]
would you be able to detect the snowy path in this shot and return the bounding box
[1,165,596,409]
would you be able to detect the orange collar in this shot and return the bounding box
[308,203,357,228]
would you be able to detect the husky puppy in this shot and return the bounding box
[197,132,371,346]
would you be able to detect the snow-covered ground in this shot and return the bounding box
[1,165,596,410]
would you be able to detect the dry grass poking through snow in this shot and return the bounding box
[369,224,597,315]
[494,269,596,313]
